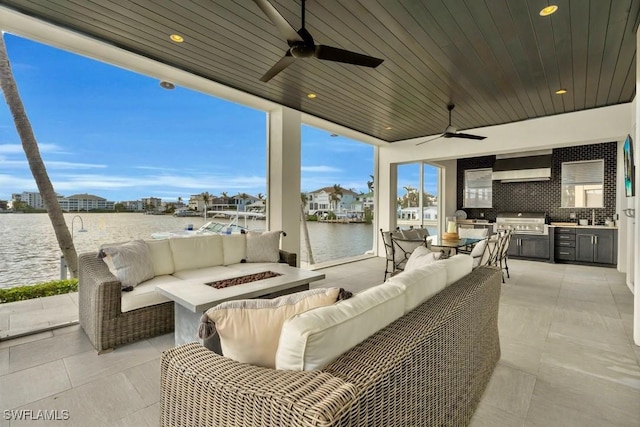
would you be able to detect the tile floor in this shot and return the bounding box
[0,257,638,426]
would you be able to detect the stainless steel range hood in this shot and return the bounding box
[492,150,552,182]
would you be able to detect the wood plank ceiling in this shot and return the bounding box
[1,0,638,143]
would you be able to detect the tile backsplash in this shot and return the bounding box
[456,142,617,224]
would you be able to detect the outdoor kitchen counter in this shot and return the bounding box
[549,224,618,229]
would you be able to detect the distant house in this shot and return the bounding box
[397,206,438,220]
[231,193,258,211]
[304,187,360,216]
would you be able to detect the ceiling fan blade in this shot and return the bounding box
[260,52,296,82]
[416,133,445,146]
[252,0,303,43]
[444,132,486,140]
[315,45,383,68]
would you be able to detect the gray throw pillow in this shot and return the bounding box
[100,240,155,289]
[246,231,281,263]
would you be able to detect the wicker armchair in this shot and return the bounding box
[78,252,175,353]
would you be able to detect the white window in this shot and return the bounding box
[464,168,493,208]
[561,160,604,208]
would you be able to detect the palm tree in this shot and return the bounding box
[201,192,210,220]
[0,36,79,276]
[403,185,415,208]
[329,184,343,212]
[300,193,315,265]
[221,191,229,209]
[177,196,183,206]
[239,192,249,211]
[367,174,374,193]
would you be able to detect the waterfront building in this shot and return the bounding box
[57,193,115,211]
[120,200,145,211]
[11,191,44,209]
[141,197,162,210]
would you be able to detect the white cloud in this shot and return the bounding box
[0,157,105,169]
[301,165,341,173]
[0,143,62,154]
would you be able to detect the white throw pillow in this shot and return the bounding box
[276,283,405,371]
[246,231,281,263]
[200,288,341,368]
[404,246,440,272]
[100,240,155,289]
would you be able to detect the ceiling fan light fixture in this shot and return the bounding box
[555,88,567,94]
[159,81,175,90]
[539,5,558,16]
[169,34,184,43]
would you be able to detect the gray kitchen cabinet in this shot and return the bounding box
[554,227,576,261]
[575,229,616,264]
[508,234,550,259]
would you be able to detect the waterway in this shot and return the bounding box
[0,213,374,288]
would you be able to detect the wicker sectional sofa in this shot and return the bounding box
[79,233,296,353]
[160,258,502,426]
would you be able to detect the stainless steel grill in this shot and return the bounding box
[496,212,548,235]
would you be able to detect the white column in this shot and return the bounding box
[633,27,640,346]
[267,107,301,263]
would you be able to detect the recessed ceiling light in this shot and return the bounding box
[539,5,558,16]
[170,34,184,43]
[307,93,317,99]
[159,81,175,90]
[555,88,567,95]
[385,126,393,130]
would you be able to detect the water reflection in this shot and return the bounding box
[0,213,373,288]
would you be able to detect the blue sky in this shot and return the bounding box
[0,34,379,203]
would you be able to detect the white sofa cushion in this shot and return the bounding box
[276,283,405,371]
[100,240,155,289]
[441,254,474,286]
[246,231,281,263]
[404,246,440,272]
[222,234,247,265]
[386,261,448,313]
[121,275,174,312]
[225,262,282,271]
[201,288,340,368]
[171,265,233,281]
[169,235,224,271]
[145,239,175,276]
